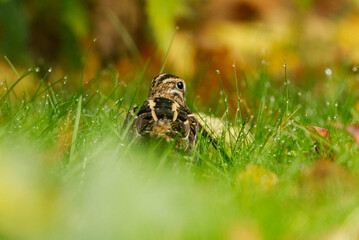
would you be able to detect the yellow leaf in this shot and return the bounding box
[237,164,278,190]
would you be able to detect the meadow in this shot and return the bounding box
[1,50,359,239]
[2,1,359,239]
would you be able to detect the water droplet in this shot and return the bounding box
[325,68,332,76]
[298,92,302,96]
[216,70,220,74]
[35,67,40,72]
[48,67,52,72]
[353,66,358,72]
[326,101,330,106]
[64,76,68,80]
[335,103,338,107]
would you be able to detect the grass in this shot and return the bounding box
[0,57,359,240]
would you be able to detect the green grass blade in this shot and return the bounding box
[159,27,178,74]
[69,95,82,163]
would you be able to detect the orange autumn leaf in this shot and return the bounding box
[346,124,359,145]
[306,126,331,144]
[308,126,331,138]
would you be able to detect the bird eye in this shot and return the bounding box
[177,81,184,90]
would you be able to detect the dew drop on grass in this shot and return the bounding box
[325,68,332,76]
[326,101,330,106]
[352,66,357,72]
[216,70,220,74]
[48,67,52,73]
[335,103,338,107]
[35,67,40,72]
[298,92,302,96]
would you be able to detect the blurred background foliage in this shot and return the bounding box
[1,0,359,105]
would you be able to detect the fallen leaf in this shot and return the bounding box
[300,158,353,194]
[237,164,278,190]
[307,126,331,138]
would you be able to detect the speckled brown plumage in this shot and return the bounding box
[123,73,215,149]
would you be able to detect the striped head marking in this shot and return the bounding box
[148,73,186,106]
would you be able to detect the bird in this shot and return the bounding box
[122,73,216,150]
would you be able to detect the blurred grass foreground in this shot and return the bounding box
[1,0,359,239]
